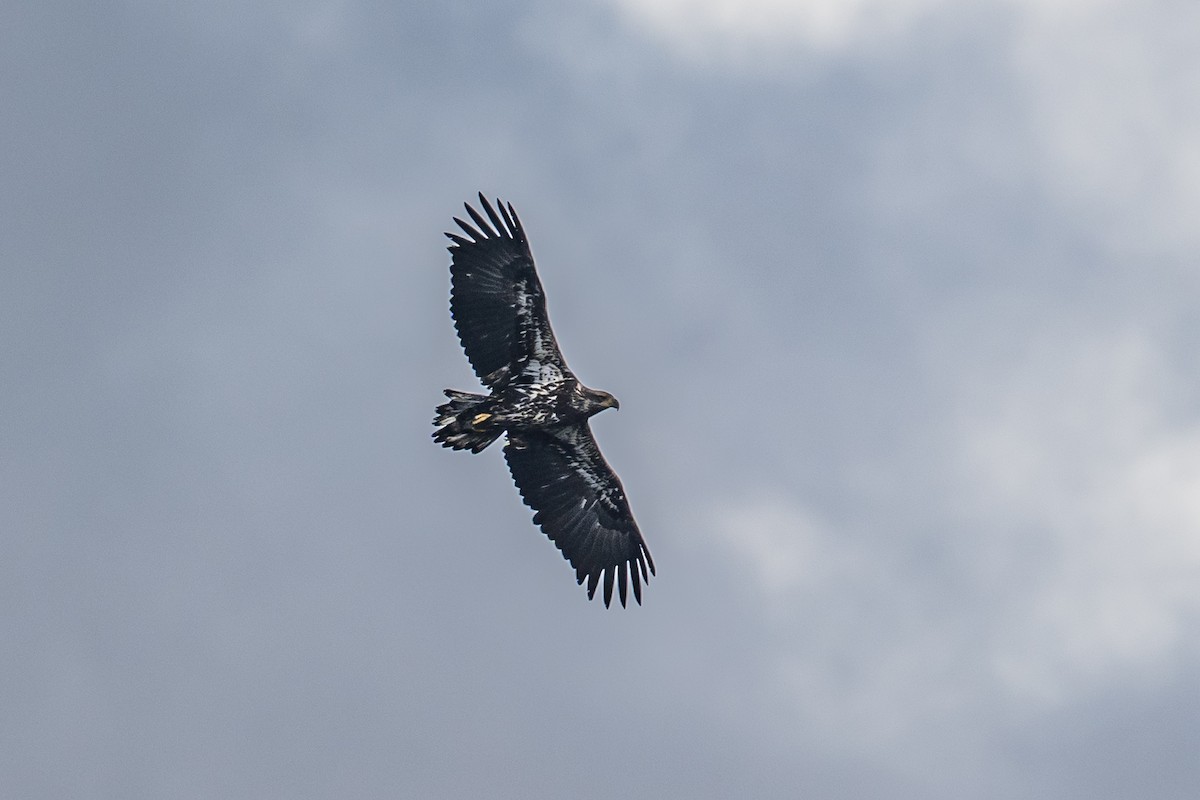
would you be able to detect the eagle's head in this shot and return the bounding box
[583,386,620,414]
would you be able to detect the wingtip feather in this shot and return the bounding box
[478,194,509,238]
[452,216,484,241]
[497,200,517,238]
[506,202,525,240]
[464,201,495,239]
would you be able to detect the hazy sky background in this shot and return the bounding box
[4,1,1199,797]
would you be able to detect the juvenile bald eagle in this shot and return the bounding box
[432,193,654,607]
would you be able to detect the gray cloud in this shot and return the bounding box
[3,1,1198,797]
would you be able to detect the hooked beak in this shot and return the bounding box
[601,394,620,410]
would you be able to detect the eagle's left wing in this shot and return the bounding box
[445,194,572,388]
[503,424,655,608]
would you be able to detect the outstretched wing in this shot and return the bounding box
[504,424,655,608]
[445,194,572,388]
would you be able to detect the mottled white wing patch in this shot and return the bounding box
[515,279,568,385]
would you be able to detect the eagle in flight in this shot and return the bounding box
[432,193,655,607]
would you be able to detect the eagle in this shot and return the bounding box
[432,193,655,607]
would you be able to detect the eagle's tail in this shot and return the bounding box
[432,390,503,453]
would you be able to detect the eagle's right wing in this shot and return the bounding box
[503,423,655,608]
[445,194,572,388]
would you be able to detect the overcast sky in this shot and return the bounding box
[4,1,1199,797]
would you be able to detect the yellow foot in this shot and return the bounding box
[471,412,493,426]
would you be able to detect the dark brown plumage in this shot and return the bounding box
[432,194,654,607]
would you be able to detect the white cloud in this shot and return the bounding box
[706,495,990,769]
[707,325,1200,745]
[711,496,847,596]
[953,328,1200,702]
[610,0,1124,56]
[1010,1,1200,257]
[608,0,946,54]
[610,0,1200,256]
